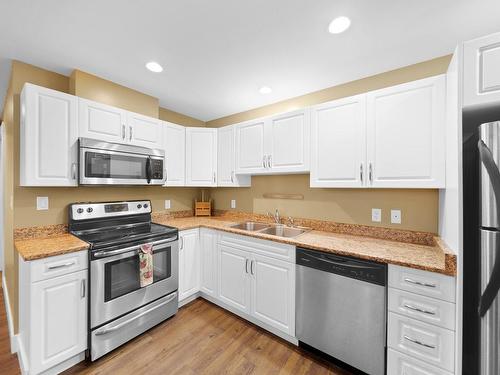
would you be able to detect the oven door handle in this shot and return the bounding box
[93,236,178,258]
[94,292,177,336]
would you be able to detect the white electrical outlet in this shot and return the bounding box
[37,196,49,211]
[230,199,236,209]
[164,200,171,209]
[391,209,402,224]
[372,208,382,222]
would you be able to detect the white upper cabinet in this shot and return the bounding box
[464,31,500,109]
[79,98,127,143]
[185,127,218,187]
[310,95,366,188]
[267,109,310,173]
[235,119,267,174]
[20,83,79,186]
[218,125,251,187]
[163,121,186,186]
[127,111,164,149]
[366,75,446,188]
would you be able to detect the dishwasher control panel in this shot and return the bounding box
[296,247,387,286]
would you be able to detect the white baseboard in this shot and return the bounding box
[2,273,19,354]
[178,292,200,308]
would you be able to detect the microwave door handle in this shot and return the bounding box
[478,140,500,317]
[146,156,152,184]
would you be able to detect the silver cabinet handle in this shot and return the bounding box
[47,261,75,270]
[94,293,177,336]
[262,155,266,168]
[81,279,86,298]
[250,260,255,275]
[129,125,133,141]
[213,172,216,184]
[403,335,436,349]
[245,259,249,274]
[268,155,272,169]
[164,168,168,184]
[71,163,77,180]
[180,236,184,250]
[359,163,363,184]
[122,124,126,140]
[230,171,234,183]
[403,303,436,315]
[404,278,437,288]
[369,162,373,185]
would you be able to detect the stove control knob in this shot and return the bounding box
[143,203,149,209]
[76,208,84,214]
[137,204,142,209]
[87,207,93,213]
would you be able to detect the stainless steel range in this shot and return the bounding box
[69,200,179,361]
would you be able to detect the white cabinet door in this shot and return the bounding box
[267,109,310,173]
[366,75,445,188]
[250,253,295,335]
[185,127,218,187]
[235,119,267,174]
[127,112,164,149]
[217,125,251,187]
[78,98,127,143]
[310,94,367,187]
[20,83,78,186]
[464,31,500,109]
[200,229,218,297]
[31,270,87,374]
[163,122,185,186]
[179,229,200,301]
[218,245,251,314]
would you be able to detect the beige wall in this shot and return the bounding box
[3,61,204,333]
[207,55,452,233]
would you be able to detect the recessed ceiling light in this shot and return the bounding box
[259,86,272,94]
[328,16,351,34]
[145,61,163,73]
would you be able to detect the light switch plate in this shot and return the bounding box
[231,199,236,209]
[164,200,171,209]
[391,209,402,224]
[37,196,49,211]
[372,208,382,222]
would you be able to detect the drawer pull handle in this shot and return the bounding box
[403,335,436,349]
[403,303,436,315]
[404,278,436,288]
[47,261,76,270]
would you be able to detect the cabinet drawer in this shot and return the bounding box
[387,349,453,375]
[388,312,455,372]
[388,265,455,302]
[388,288,455,330]
[31,251,88,282]
[219,232,294,263]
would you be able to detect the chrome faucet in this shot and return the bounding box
[267,209,281,224]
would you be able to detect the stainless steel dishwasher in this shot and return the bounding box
[296,247,387,375]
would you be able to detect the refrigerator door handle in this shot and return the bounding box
[478,139,500,317]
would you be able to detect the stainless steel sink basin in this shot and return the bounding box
[230,222,270,231]
[259,225,309,238]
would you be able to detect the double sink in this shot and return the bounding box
[230,221,310,238]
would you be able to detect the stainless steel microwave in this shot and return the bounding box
[79,138,165,185]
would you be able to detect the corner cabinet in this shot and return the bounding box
[463,31,500,109]
[19,251,88,375]
[217,125,251,187]
[20,83,79,186]
[163,121,186,186]
[185,127,218,187]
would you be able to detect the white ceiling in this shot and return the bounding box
[1,0,500,121]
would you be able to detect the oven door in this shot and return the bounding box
[90,237,178,328]
[80,147,165,185]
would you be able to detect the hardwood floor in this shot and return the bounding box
[0,272,21,375]
[65,298,353,375]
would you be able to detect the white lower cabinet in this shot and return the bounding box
[178,229,200,302]
[388,349,453,375]
[199,228,218,297]
[19,251,88,375]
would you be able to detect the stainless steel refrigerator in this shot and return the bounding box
[478,121,500,375]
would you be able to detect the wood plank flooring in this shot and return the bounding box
[65,298,353,375]
[0,272,21,375]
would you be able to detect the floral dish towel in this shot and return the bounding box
[139,243,153,287]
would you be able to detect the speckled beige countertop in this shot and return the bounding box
[14,212,456,276]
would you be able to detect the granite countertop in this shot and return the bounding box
[14,214,456,276]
